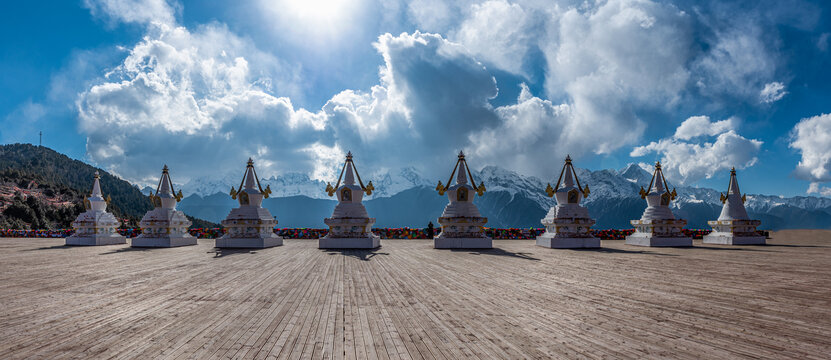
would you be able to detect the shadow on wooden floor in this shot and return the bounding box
[324,249,390,261]
[209,248,259,258]
[99,246,156,255]
[576,247,680,256]
[453,248,541,261]
[692,245,773,252]
[20,244,73,251]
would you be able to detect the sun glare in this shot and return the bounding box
[275,0,355,39]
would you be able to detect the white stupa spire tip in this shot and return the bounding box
[244,159,257,190]
[563,162,575,187]
[728,167,741,195]
[344,160,356,185]
[159,166,173,195]
[456,161,469,185]
[652,161,666,193]
[91,171,103,197]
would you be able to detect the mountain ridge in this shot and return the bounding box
[177,164,831,230]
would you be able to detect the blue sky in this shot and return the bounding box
[1,0,830,197]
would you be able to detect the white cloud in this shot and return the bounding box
[453,0,534,75]
[83,0,177,26]
[77,23,315,183]
[545,0,693,105]
[789,113,831,184]
[673,115,736,140]
[71,0,798,188]
[693,22,777,99]
[407,0,459,32]
[631,117,762,185]
[760,81,787,103]
[467,83,572,174]
[808,183,831,197]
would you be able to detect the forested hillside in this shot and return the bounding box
[0,144,153,229]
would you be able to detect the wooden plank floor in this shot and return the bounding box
[0,230,829,359]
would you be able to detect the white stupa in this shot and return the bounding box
[537,156,600,248]
[703,168,765,245]
[319,152,381,249]
[625,162,692,247]
[131,165,196,248]
[215,158,283,248]
[434,151,491,249]
[65,171,126,246]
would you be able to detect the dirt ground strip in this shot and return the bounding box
[0,229,829,359]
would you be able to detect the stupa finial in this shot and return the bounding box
[91,171,103,198]
[344,160,356,185]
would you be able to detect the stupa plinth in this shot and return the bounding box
[132,165,196,247]
[216,158,283,248]
[703,168,765,245]
[65,171,126,246]
[537,156,600,248]
[434,151,491,249]
[319,152,380,249]
[625,162,692,247]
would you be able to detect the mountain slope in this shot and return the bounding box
[0,144,155,228]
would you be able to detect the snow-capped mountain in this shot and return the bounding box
[181,167,433,200]
[367,167,434,198]
[176,163,831,230]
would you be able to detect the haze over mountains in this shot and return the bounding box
[176,164,831,230]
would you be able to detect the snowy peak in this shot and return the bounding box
[369,167,433,198]
[618,163,652,185]
[176,164,831,216]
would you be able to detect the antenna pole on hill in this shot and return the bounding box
[39,131,42,147]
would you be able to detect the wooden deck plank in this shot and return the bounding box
[0,230,829,359]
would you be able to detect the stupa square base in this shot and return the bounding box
[433,237,492,249]
[65,235,126,246]
[215,236,283,249]
[131,236,197,248]
[703,233,766,245]
[319,236,380,249]
[536,234,600,248]
[625,233,692,247]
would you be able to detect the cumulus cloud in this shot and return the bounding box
[467,83,571,173]
[759,81,787,103]
[78,24,518,184]
[545,0,692,104]
[631,116,762,184]
[673,116,736,140]
[789,113,831,186]
[77,22,316,184]
[72,0,800,189]
[453,0,534,75]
